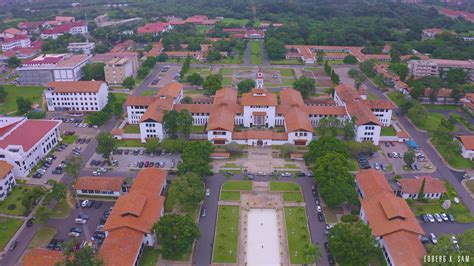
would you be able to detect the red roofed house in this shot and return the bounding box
[0,117,61,177]
[22,248,62,266]
[98,168,166,266]
[40,21,88,40]
[1,28,23,39]
[455,135,474,160]
[0,161,15,201]
[398,176,447,200]
[356,169,427,266]
[460,93,474,115]
[1,34,31,52]
[75,176,127,197]
[137,22,171,36]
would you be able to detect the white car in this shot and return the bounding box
[205,188,210,197]
[92,171,101,176]
[81,200,89,208]
[98,167,107,173]
[68,231,80,237]
[430,233,438,244]
[281,172,291,177]
[426,213,435,223]
[316,206,322,212]
[440,213,448,222]
[434,213,443,223]
[454,197,460,204]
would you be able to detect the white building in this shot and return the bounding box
[40,22,88,40]
[1,35,31,52]
[67,42,95,55]
[0,117,61,177]
[44,81,109,112]
[456,135,474,160]
[0,161,15,201]
[17,53,91,85]
[398,176,447,200]
[75,176,126,197]
[408,59,474,82]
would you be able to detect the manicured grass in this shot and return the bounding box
[184,89,204,95]
[221,18,249,26]
[187,67,211,77]
[28,227,57,249]
[250,41,262,65]
[269,181,300,192]
[279,68,295,77]
[192,125,205,133]
[281,78,296,87]
[284,207,312,264]
[111,92,128,105]
[115,139,144,147]
[222,77,233,86]
[425,104,459,110]
[386,92,405,107]
[270,59,304,65]
[123,124,140,134]
[0,85,44,114]
[381,127,397,136]
[415,112,444,133]
[0,218,22,250]
[222,162,240,168]
[220,68,234,76]
[50,200,71,219]
[220,191,240,201]
[222,180,253,191]
[407,181,474,223]
[140,90,156,96]
[215,55,244,64]
[140,247,160,266]
[451,113,474,131]
[435,142,474,169]
[213,206,239,263]
[61,134,79,144]
[0,186,36,216]
[283,192,304,202]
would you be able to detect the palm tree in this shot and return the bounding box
[303,244,323,264]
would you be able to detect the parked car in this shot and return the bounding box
[381,164,387,171]
[317,212,324,222]
[440,213,449,222]
[430,233,438,244]
[92,171,101,176]
[451,235,459,250]
[81,200,89,208]
[70,227,82,233]
[281,172,292,177]
[324,242,329,252]
[201,208,207,218]
[68,232,80,237]
[205,188,210,197]
[421,215,429,223]
[454,197,460,204]
[328,254,335,265]
[434,213,443,223]
[86,200,94,208]
[374,163,380,170]
[316,206,322,213]
[75,218,87,224]
[9,241,17,251]
[448,214,455,222]
[26,217,35,227]
[426,213,435,223]
[420,235,430,244]
[387,153,393,158]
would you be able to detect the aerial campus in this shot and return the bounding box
[0,0,473,265]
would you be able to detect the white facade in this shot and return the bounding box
[208,130,233,145]
[355,125,381,145]
[41,24,88,40]
[140,122,164,143]
[67,42,95,55]
[400,191,443,200]
[76,189,121,197]
[0,166,15,201]
[127,105,147,124]
[44,82,109,112]
[460,144,474,160]
[371,108,393,127]
[242,105,276,128]
[1,37,31,52]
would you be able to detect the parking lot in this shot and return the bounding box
[86,148,181,172]
[149,65,181,88]
[47,200,115,250]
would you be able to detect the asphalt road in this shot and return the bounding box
[133,64,163,96]
[192,174,330,266]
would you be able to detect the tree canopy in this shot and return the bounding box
[293,76,316,99]
[96,132,116,161]
[237,79,256,94]
[168,172,204,211]
[203,74,223,95]
[304,136,348,165]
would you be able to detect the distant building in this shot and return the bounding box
[137,22,171,36]
[17,54,91,85]
[0,117,61,177]
[40,21,88,40]
[408,59,474,82]
[1,35,31,52]
[398,176,447,200]
[422,28,444,40]
[91,52,139,76]
[104,57,134,85]
[75,176,127,197]
[44,81,109,112]
[67,42,95,55]
[460,93,474,114]
[455,135,474,160]
[0,28,23,39]
[0,161,15,201]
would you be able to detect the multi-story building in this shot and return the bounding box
[355,169,426,266]
[408,59,474,82]
[0,117,61,177]
[67,42,95,55]
[1,35,31,52]
[44,81,109,112]
[136,22,172,36]
[75,176,127,197]
[123,72,393,146]
[0,161,15,201]
[91,52,139,76]
[17,53,91,85]
[40,22,88,40]
[104,57,134,85]
[99,168,166,266]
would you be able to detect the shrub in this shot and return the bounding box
[7,204,16,210]
[341,214,359,222]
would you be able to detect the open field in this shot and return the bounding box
[222,180,253,191]
[213,206,240,263]
[269,181,300,192]
[220,191,240,201]
[123,124,140,134]
[0,85,44,114]
[284,207,312,264]
[250,41,262,65]
[0,218,22,250]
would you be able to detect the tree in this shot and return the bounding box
[7,56,21,68]
[186,73,204,85]
[303,244,323,264]
[418,177,426,200]
[163,110,179,138]
[265,38,286,60]
[27,111,46,119]
[161,139,185,153]
[96,132,116,161]
[178,141,213,177]
[293,76,316,99]
[137,66,151,79]
[122,77,135,89]
[144,137,160,153]
[359,60,376,77]
[16,97,32,115]
[407,103,427,126]
[304,136,348,165]
[427,229,474,258]
[343,55,358,64]
[225,142,243,156]
[237,79,256,94]
[331,70,340,84]
[187,40,201,51]
[328,222,377,266]
[203,74,223,95]
[280,143,297,157]
[390,49,401,63]
[389,63,409,81]
[170,172,204,211]
[447,68,467,85]
[0,86,8,102]
[206,50,222,62]
[154,214,200,260]
[404,149,415,166]
[343,120,356,140]
[316,117,339,136]
[62,240,104,265]
[182,96,192,104]
[35,206,51,225]
[65,155,82,180]
[177,110,193,139]
[157,53,168,62]
[324,61,331,75]
[83,63,105,81]
[21,187,44,213]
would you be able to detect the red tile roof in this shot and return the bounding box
[0,120,61,152]
[137,22,169,34]
[356,169,393,198]
[75,176,125,191]
[383,230,427,266]
[42,21,85,34]
[0,161,13,180]
[241,88,277,106]
[365,99,396,110]
[47,81,104,93]
[158,82,182,99]
[456,135,474,150]
[125,95,156,106]
[335,84,381,126]
[98,227,144,266]
[399,176,447,195]
[232,130,288,140]
[207,88,240,131]
[22,248,62,266]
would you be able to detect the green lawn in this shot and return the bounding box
[435,142,474,169]
[222,77,233,86]
[140,247,160,266]
[270,59,304,65]
[220,191,240,201]
[250,41,262,65]
[222,162,240,168]
[123,124,140,134]
[140,90,156,96]
[61,134,79,144]
[0,186,36,216]
[28,227,57,249]
[284,207,312,264]
[213,206,240,263]
[111,92,128,105]
[222,180,253,191]
[221,18,249,26]
[414,112,445,133]
[386,92,405,107]
[192,125,205,133]
[50,200,71,219]
[0,85,44,114]
[407,182,474,223]
[323,207,339,224]
[269,181,300,192]
[220,68,234,76]
[187,67,211,77]
[380,127,397,136]
[283,192,304,202]
[115,139,144,147]
[0,218,23,250]
[347,159,360,171]
[425,105,459,111]
[281,78,296,87]
[216,55,244,64]
[279,68,295,77]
